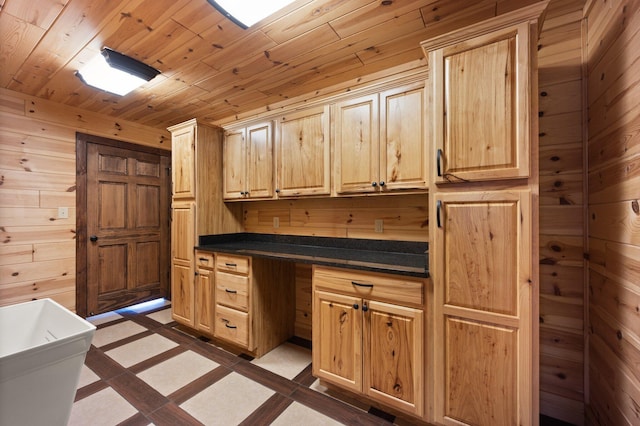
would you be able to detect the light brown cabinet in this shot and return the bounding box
[194,251,215,334]
[312,266,426,417]
[168,119,242,329]
[276,105,331,197]
[223,121,274,200]
[214,253,296,357]
[421,4,546,425]
[335,83,427,194]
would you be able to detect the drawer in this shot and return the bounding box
[216,254,250,275]
[195,251,214,269]
[215,272,249,311]
[312,266,425,307]
[215,304,250,348]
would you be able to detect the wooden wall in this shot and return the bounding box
[537,1,588,424]
[584,0,640,424]
[0,88,169,312]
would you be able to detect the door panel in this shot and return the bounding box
[86,142,170,315]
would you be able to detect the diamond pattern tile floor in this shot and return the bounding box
[71,300,425,426]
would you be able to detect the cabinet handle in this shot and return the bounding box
[199,257,209,262]
[436,149,443,177]
[436,200,442,228]
[224,323,237,329]
[353,303,359,310]
[362,302,369,312]
[351,281,374,288]
[371,181,377,187]
[225,288,237,294]
[225,263,237,267]
[379,181,385,187]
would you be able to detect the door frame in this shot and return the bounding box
[76,132,171,318]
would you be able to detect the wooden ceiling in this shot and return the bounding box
[0,0,540,129]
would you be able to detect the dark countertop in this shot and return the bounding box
[197,233,429,278]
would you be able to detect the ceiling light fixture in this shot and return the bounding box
[76,48,160,96]
[206,0,297,29]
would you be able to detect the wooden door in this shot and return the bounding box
[312,290,362,393]
[171,202,195,326]
[246,121,274,199]
[334,94,379,194]
[432,190,533,425]
[277,105,330,197]
[195,264,214,334]
[363,300,424,417]
[171,124,196,199]
[223,128,246,200]
[429,23,531,183]
[380,84,428,191]
[86,143,170,316]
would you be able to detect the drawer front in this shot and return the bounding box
[216,254,250,275]
[195,251,214,269]
[313,266,424,307]
[215,272,250,311]
[215,304,250,348]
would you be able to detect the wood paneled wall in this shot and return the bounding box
[537,1,588,424]
[585,0,640,424]
[0,88,169,312]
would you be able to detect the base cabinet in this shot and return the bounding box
[312,266,426,418]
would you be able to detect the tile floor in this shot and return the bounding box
[70,300,421,426]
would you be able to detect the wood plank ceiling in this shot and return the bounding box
[0,0,540,129]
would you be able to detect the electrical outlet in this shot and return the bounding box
[273,217,280,228]
[58,207,69,219]
[374,219,383,233]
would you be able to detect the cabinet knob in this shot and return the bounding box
[362,303,369,312]
[379,181,385,187]
[275,188,280,193]
[371,181,377,187]
[240,191,245,195]
[353,303,359,310]
[89,235,98,242]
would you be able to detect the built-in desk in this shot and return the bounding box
[197,233,429,278]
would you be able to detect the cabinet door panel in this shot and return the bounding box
[312,290,362,393]
[364,300,424,416]
[171,261,193,326]
[195,267,213,334]
[223,128,246,200]
[171,126,195,199]
[335,94,379,194]
[430,23,531,183]
[445,318,517,426]
[277,106,330,197]
[247,122,273,198]
[380,85,427,191]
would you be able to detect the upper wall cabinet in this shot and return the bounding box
[425,19,532,184]
[335,83,427,194]
[171,124,196,199]
[223,121,274,201]
[276,105,331,197]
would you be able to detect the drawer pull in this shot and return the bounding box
[351,281,374,288]
[225,262,237,267]
[225,323,237,329]
[225,288,237,294]
[199,257,209,262]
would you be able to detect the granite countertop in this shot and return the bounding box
[197,233,429,278]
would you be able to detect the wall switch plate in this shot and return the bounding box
[374,219,383,233]
[58,207,69,219]
[273,217,280,228]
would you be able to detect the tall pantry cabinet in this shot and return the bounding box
[421,3,547,425]
[168,119,242,328]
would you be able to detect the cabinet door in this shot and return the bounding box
[171,124,196,199]
[195,266,214,334]
[432,190,533,425]
[428,23,531,183]
[171,202,195,326]
[223,128,246,200]
[246,122,274,199]
[334,94,379,194]
[312,290,362,393]
[364,300,424,417]
[277,105,330,197]
[380,84,428,191]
